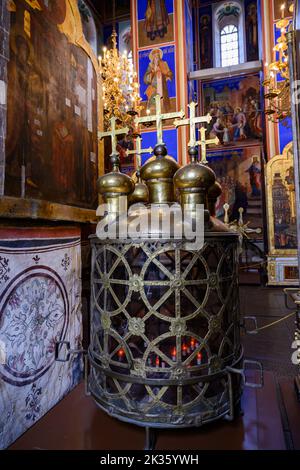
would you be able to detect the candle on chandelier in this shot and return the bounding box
[182,343,188,357]
[281,3,285,19]
[190,338,195,351]
[155,356,160,368]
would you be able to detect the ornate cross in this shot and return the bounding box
[98,117,129,156]
[126,137,153,169]
[198,127,219,164]
[174,102,212,148]
[238,207,244,227]
[223,203,230,225]
[135,95,184,146]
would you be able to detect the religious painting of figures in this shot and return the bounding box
[138,44,176,123]
[208,146,264,239]
[273,0,294,20]
[202,74,263,150]
[199,6,213,70]
[103,131,135,177]
[5,0,98,209]
[185,0,193,75]
[137,0,174,48]
[266,143,298,253]
[245,0,259,62]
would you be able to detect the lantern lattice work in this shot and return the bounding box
[88,233,244,428]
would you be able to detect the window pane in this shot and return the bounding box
[220,24,239,67]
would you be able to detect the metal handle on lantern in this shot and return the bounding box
[226,359,264,389]
[55,341,90,396]
[241,316,259,335]
[284,288,300,310]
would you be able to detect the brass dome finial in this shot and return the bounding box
[140,143,179,204]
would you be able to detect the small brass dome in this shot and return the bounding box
[128,171,149,206]
[97,155,134,197]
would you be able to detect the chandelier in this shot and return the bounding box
[98,29,142,131]
[263,3,293,123]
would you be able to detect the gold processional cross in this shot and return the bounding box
[98,117,129,157]
[135,94,185,146]
[174,102,219,164]
[126,137,153,170]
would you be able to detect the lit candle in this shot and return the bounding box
[171,347,176,362]
[197,352,202,365]
[281,3,285,19]
[118,348,125,361]
[146,109,150,116]
[190,338,195,351]
[161,361,166,368]
[155,356,160,368]
[182,343,187,357]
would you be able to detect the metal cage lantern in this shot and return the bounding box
[81,108,263,448]
[88,230,244,429]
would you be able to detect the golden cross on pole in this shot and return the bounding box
[126,137,153,169]
[174,102,212,148]
[135,95,184,146]
[98,117,129,156]
[197,127,219,164]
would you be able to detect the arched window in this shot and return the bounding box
[220,24,239,67]
[213,1,245,68]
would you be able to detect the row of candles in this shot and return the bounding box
[117,338,203,367]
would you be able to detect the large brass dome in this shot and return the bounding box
[174,162,216,190]
[140,144,179,204]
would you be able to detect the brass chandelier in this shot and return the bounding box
[98,30,142,131]
[263,3,293,123]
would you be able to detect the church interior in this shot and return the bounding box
[1,0,300,453]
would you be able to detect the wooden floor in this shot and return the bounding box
[9,285,300,450]
[9,373,285,451]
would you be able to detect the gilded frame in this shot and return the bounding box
[266,141,297,256]
[0,0,103,223]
